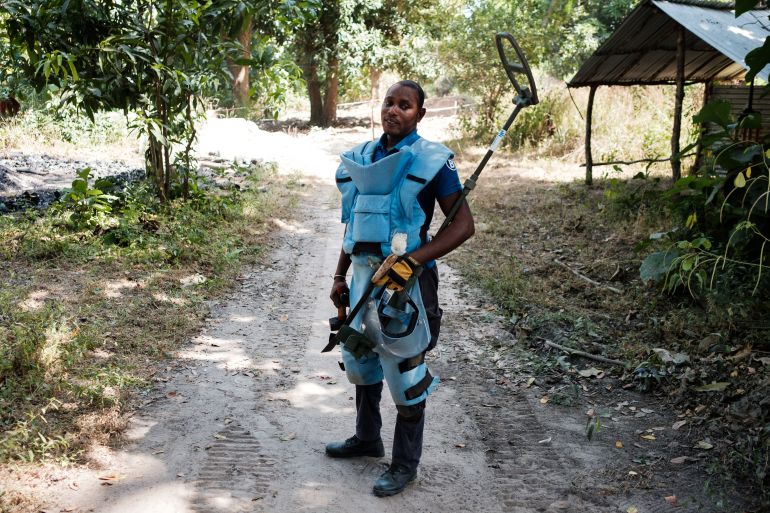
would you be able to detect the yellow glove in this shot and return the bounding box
[373,255,421,292]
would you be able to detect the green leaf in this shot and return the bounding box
[693,382,729,392]
[693,100,732,128]
[640,251,679,285]
[68,59,78,81]
[736,0,758,16]
[745,36,770,82]
[738,111,761,130]
[71,177,88,194]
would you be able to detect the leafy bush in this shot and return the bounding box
[641,100,770,301]
[52,168,118,231]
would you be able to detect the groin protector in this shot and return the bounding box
[361,280,431,359]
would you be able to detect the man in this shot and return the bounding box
[328,80,474,497]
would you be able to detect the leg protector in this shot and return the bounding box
[342,347,383,386]
[381,356,439,406]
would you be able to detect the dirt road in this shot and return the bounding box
[16,119,729,513]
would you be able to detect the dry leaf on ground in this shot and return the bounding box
[693,382,729,392]
[672,420,687,430]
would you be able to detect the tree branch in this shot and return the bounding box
[540,338,628,368]
[554,259,622,294]
[579,153,696,168]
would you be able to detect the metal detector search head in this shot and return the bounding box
[495,32,539,107]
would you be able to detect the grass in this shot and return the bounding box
[0,163,295,465]
[0,107,138,161]
[457,80,704,165]
[0,489,41,513]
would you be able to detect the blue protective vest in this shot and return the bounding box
[336,137,454,255]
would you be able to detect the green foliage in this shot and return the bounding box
[434,0,639,150]
[0,162,283,463]
[290,0,444,122]
[53,168,119,231]
[736,0,759,17]
[436,0,527,137]
[640,249,680,285]
[540,0,636,79]
[640,102,770,301]
[0,1,257,201]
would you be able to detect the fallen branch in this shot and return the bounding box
[579,152,696,168]
[541,338,628,368]
[554,259,622,294]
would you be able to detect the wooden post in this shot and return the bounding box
[671,26,686,182]
[585,85,598,186]
[692,80,710,173]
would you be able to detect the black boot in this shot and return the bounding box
[372,462,417,497]
[325,435,385,458]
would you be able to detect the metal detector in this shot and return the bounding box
[435,32,539,235]
[323,32,538,354]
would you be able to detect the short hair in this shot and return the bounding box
[394,80,426,109]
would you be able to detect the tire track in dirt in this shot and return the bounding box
[190,422,276,512]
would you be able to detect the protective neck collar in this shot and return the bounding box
[340,149,413,194]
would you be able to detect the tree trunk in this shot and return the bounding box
[302,53,324,126]
[229,16,253,108]
[297,32,323,125]
[321,55,339,127]
[370,68,381,102]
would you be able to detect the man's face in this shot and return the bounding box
[381,85,425,143]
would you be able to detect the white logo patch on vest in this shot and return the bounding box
[446,158,456,170]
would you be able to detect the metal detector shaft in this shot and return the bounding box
[435,102,524,236]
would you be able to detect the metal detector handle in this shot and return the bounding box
[495,32,539,107]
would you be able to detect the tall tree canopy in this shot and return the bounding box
[0,0,316,200]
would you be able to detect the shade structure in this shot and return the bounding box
[568,0,770,88]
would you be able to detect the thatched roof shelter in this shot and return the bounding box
[568,0,770,183]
